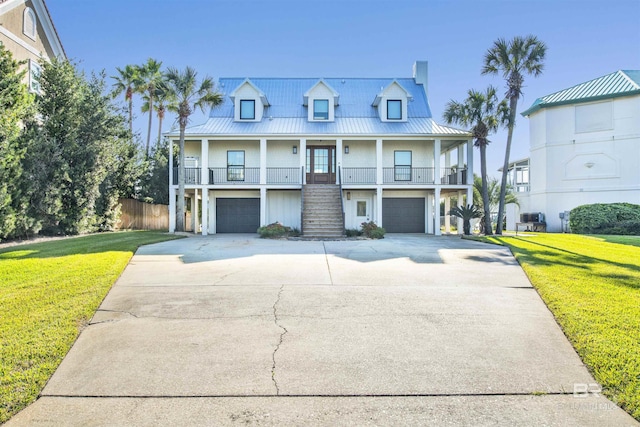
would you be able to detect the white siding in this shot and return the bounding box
[267,190,301,229]
[267,140,299,167]
[209,140,260,167]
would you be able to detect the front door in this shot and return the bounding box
[306,146,336,184]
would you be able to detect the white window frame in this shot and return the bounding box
[29,59,41,94]
[23,7,37,40]
[387,99,402,120]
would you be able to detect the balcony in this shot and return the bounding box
[341,167,468,185]
[172,167,303,185]
[172,167,201,185]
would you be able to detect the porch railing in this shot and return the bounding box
[172,167,201,185]
[341,167,377,184]
[208,167,260,184]
[383,167,435,184]
[440,168,468,185]
[266,167,301,184]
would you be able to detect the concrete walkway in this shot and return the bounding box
[8,234,637,426]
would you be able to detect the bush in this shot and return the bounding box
[570,203,640,235]
[345,228,362,237]
[257,222,299,238]
[361,221,385,239]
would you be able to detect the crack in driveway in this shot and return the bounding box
[271,285,288,395]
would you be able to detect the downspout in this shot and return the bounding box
[338,166,345,235]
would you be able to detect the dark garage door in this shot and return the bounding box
[216,198,260,233]
[382,198,425,233]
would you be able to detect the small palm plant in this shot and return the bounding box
[448,204,482,235]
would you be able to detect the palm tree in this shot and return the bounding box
[443,86,508,235]
[111,64,138,136]
[141,81,175,148]
[482,35,546,234]
[448,204,482,235]
[165,66,223,232]
[473,175,519,233]
[136,58,164,157]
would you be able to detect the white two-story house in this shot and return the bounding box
[509,70,640,232]
[167,61,473,237]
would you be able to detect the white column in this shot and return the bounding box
[457,144,465,185]
[434,187,441,236]
[376,188,383,227]
[260,187,267,226]
[444,195,451,233]
[169,139,175,232]
[299,138,306,184]
[434,139,441,184]
[201,189,208,236]
[260,138,267,185]
[169,188,176,232]
[467,186,474,211]
[191,191,197,232]
[466,139,474,186]
[201,138,208,185]
[336,139,343,184]
[376,139,383,184]
[457,190,464,234]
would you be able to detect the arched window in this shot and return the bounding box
[23,7,37,40]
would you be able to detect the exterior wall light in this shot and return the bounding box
[347,192,351,200]
[345,145,349,154]
[293,146,297,154]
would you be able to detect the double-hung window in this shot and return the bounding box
[240,100,255,120]
[387,100,402,120]
[227,151,245,181]
[394,150,411,181]
[313,99,329,120]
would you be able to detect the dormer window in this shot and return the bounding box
[313,99,329,120]
[230,79,269,122]
[387,100,402,120]
[373,80,411,122]
[240,100,255,120]
[304,80,339,122]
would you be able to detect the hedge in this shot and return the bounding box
[570,203,640,235]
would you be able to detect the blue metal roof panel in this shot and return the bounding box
[214,77,432,119]
[522,70,640,116]
[172,117,468,137]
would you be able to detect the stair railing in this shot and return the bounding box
[338,166,345,235]
[300,166,305,234]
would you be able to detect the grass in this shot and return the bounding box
[0,231,181,423]
[476,233,640,420]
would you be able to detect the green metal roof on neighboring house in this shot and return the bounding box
[521,70,640,116]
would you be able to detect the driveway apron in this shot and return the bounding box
[7,234,637,426]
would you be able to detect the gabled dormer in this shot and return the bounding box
[372,80,412,122]
[303,79,340,122]
[229,79,269,122]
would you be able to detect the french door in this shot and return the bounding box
[306,146,336,184]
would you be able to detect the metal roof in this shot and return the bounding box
[522,70,640,116]
[170,117,468,137]
[212,77,432,119]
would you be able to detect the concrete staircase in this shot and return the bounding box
[302,185,345,238]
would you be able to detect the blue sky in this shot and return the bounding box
[47,0,640,176]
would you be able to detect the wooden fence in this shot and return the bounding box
[117,198,169,231]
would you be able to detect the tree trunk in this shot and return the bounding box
[145,91,153,158]
[496,95,518,234]
[157,115,163,148]
[176,125,186,232]
[128,97,133,137]
[480,144,493,235]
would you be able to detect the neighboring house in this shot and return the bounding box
[508,70,640,232]
[0,0,65,93]
[167,61,474,237]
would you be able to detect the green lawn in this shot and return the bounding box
[0,231,181,423]
[478,233,640,420]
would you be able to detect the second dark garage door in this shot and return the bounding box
[216,198,260,233]
[382,198,425,233]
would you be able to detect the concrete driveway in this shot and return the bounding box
[8,234,637,426]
